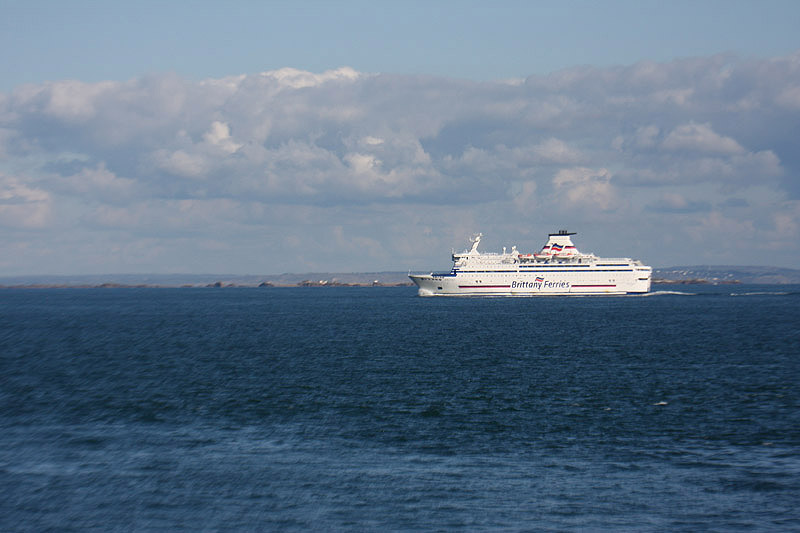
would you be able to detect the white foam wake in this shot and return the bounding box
[639,290,696,297]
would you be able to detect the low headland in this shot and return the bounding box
[651,266,800,285]
[0,272,414,289]
[1,266,799,289]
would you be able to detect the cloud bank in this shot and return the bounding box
[1,53,799,274]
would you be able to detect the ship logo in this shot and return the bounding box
[550,243,563,252]
[535,276,544,283]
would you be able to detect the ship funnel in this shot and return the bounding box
[542,231,578,256]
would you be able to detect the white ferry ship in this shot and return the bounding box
[410,230,651,296]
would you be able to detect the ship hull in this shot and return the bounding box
[410,268,651,297]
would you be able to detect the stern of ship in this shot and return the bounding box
[632,265,652,293]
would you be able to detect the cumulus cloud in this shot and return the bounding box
[259,66,362,89]
[553,167,619,211]
[661,122,744,155]
[1,54,799,273]
[153,149,208,179]
[512,180,537,211]
[776,86,800,110]
[56,163,137,202]
[0,173,52,228]
[203,121,242,154]
[646,192,711,213]
[772,201,800,239]
[530,138,583,164]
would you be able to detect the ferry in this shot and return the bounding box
[409,230,651,296]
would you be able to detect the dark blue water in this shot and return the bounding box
[2,286,799,531]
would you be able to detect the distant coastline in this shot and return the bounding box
[2,266,800,289]
[0,272,415,289]
[652,279,740,285]
[652,266,800,285]
[0,282,415,289]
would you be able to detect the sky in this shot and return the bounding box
[1,1,799,275]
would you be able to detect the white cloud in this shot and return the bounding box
[0,127,15,157]
[0,173,52,228]
[651,88,694,106]
[776,86,800,109]
[362,136,384,146]
[15,80,118,122]
[766,201,800,252]
[662,122,744,155]
[58,163,137,201]
[153,149,209,179]
[657,192,690,210]
[552,167,619,211]
[529,138,582,164]
[259,66,362,89]
[1,52,799,273]
[513,180,537,211]
[203,121,242,154]
[632,125,660,149]
[646,192,710,213]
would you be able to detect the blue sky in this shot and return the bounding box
[3,0,798,89]
[1,1,799,275]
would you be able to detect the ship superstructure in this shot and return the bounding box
[409,230,651,296]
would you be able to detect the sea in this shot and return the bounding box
[1,285,799,531]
